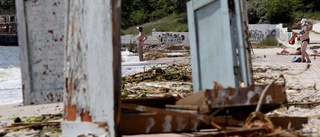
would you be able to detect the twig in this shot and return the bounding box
[308,114,320,119]
[255,64,311,113]
[283,64,311,76]
[307,123,320,131]
[288,102,320,106]
[273,110,291,117]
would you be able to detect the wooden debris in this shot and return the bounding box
[122,96,178,108]
[0,122,60,131]
[121,103,221,130]
[270,117,308,130]
[0,113,63,136]
[243,112,274,133]
[176,83,287,119]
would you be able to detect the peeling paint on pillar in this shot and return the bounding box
[63,0,121,137]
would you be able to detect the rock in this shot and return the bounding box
[14,117,22,123]
[0,129,6,136]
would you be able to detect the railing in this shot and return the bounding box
[0,23,16,34]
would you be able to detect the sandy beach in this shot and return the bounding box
[1,43,320,136]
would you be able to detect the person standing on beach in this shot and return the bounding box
[298,18,311,63]
[136,27,148,61]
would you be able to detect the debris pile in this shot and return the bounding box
[144,50,167,60]
[120,81,300,136]
[122,65,192,99]
[123,65,192,83]
[0,114,62,136]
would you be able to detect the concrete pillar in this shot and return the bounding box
[16,0,65,105]
[62,0,122,137]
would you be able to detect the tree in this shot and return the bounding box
[298,0,320,12]
[0,0,15,14]
[121,0,187,29]
[262,0,301,24]
[247,0,266,24]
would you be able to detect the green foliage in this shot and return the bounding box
[122,13,188,35]
[127,43,137,53]
[247,0,320,24]
[26,114,61,123]
[247,0,266,24]
[0,0,14,4]
[121,0,187,29]
[256,37,278,48]
[262,0,300,24]
[294,11,320,20]
[0,0,15,11]
[297,0,320,12]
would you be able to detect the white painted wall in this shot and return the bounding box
[121,24,292,46]
[248,24,278,43]
[248,24,291,44]
[152,32,189,45]
[312,21,320,33]
[121,32,189,45]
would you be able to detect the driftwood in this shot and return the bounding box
[0,122,60,131]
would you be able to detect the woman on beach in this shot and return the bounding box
[298,18,311,63]
[136,27,148,61]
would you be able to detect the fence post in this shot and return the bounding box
[62,0,122,137]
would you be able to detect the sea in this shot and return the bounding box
[0,46,153,105]
[0,46,22,105]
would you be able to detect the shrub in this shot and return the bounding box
[257,37,278,47]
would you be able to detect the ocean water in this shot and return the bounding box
[0,46,22,105]
[0,47,151,105]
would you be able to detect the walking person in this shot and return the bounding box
[136,27,148,61]
[298,18,311,63]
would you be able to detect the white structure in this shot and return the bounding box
[62,0,121,137]
[16,0,121,136]
[248,24,291,45]
[313,21,320,34]
[16,0,65,105]
[187,0,253,92]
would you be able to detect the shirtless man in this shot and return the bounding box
[136,27,148,61]
[297,18,311,63]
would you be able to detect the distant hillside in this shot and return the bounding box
[121,0,188,29]
[122,13,188,35]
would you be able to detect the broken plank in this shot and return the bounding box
[122,97,177,108]
[175,84,287,119]
[121,113,202,135]
[165,105,199,110]
[189,127,266,137]
[269,117,308,130]
[121,103,215,127]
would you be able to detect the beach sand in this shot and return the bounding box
[1,47,320,136]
